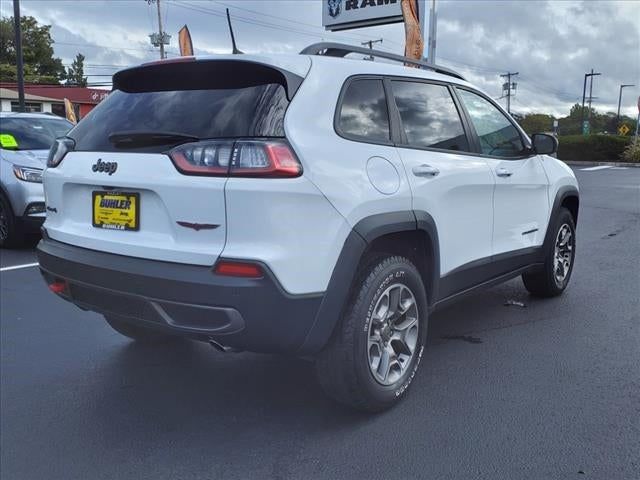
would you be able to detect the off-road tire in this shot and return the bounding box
[0,193,23,248]
[522,207,576,297]
[315,255,428,412]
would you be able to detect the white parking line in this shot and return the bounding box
[580,166,613,171]
[0,262,39,272]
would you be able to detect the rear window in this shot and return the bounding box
[337,79,390,143]
[69,84,289,152]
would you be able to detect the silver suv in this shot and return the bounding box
[0,112,72,247]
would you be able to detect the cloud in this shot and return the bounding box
[2,0,638,116]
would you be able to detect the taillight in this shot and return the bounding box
[214,260,263,278]
[169,140,302,178]
[47,137,75,168]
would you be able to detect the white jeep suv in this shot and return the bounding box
[38,43,579,411]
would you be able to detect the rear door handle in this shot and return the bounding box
[496,167,513,178]
[412,164,440,177]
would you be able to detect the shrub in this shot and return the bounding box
[621,139,640,163]
[557,135,632,162]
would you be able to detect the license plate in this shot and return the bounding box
[92,191,139,231]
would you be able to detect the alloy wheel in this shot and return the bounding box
[553,223,574,287]
[367,283,419,385]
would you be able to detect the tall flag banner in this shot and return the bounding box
[64,98,77,124]
[178,25,194,56]
[401,0,424,65]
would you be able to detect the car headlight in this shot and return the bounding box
[47,137,75,168]
[13,165,44,183]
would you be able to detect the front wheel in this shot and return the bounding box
[315,255,428,412]
[522,207,576,297]
[0,193,23,248]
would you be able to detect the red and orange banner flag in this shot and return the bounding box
[178,25,194,56]
[64,98,77,124]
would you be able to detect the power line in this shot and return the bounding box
[170,1,401,54]
[211,0,404,47]
[55,41,157,54]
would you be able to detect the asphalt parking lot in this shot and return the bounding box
[1,166,638,480]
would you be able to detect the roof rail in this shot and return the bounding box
[300,42,466,81]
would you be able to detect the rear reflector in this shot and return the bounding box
[48,280,68,294]
[214,261,263,278]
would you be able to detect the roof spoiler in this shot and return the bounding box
[112,59,303,101]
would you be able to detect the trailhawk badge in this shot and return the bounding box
[328,0,342,18]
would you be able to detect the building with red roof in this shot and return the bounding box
[0,83,109,119]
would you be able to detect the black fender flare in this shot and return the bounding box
[542,185,579,252]
[298,210,440,355]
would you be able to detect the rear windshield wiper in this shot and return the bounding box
[108,131,199,148]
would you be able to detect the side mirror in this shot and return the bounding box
[531,133,558,155]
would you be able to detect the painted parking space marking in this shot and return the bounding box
[580,166,613,171]
[611,167,629,170]
[0,262,39,272]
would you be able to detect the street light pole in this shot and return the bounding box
[427,0,437,65]
[13,0,25,112]
[616,84,635,125]
[581,69,601,135]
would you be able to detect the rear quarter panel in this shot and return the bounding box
[284,57,413,230]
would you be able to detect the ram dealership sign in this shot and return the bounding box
[323,0,425,32]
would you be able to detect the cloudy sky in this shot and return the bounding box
[2,0,639,117]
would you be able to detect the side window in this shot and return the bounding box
[456,89,525,157]
[337,79,390,143]
[391,81,469,152]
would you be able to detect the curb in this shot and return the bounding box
[562,160,640,168]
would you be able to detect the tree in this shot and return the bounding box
[517,113,555,135]
[0,15,65,84]
[65,53,87,87]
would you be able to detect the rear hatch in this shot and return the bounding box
[43,57,308,265]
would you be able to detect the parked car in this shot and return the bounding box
[36,43,579,411]
[0,112,73,247]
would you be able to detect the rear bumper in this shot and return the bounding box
[36,235,324,354]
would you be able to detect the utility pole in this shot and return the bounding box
[616,84,635,125]
[581,69,601,135]
[361,39,383,60]
[155,0,165,59]
[500,72,518,114]
[13,0,25,112]
[427,0,437,65]
[148,0,170,59]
